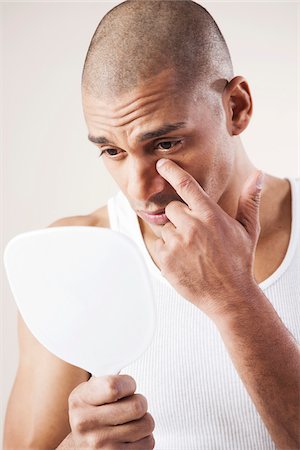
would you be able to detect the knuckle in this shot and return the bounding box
[149,434,156,449]
[96,429,110,447]
[85,434,101,448]
[162,224,176,243]
[70,411,88,434]
[143,412,155,433]
[125,374,137,391]
[184,225,197,244]
[68,387,83,410]
[253,191,262,203]
[176,176,192,191]
[85,429,110,448]
[247,194,261,210]
[132,394,148,417]
[104,375,120,401]
[202,209,215,224]
[168,232,180,249]
[142,434,156,450]
[168,240,178,254]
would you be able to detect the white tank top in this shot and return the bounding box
[107,177,300,450]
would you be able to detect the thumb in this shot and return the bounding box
[235,170,265,239]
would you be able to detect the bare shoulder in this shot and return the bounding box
[48,204,110,229]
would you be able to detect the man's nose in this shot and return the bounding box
[127,158,167,202]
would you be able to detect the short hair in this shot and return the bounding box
[81,0,234,101]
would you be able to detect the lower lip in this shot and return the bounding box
[139,211,169,225]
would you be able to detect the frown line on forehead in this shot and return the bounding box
[88,121,188,145]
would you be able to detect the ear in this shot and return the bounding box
[222,76,253,136]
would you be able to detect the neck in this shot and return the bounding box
[217,140,256,219]
[218,141,290,240]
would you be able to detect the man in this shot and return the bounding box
[4,1,299,449]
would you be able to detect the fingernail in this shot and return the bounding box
[256,171,265,190]
[156,158,168,168]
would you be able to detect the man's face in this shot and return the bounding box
[82,69,234,239]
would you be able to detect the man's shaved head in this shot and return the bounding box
[82,0,234,100]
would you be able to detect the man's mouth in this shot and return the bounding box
[138,209,169,225]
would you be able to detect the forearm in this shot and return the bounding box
[213,283,300,450]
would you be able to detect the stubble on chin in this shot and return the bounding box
[138,214,164,241]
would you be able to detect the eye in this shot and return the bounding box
[156,140,182,151]
[98,148,123,158]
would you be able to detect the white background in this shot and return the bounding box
[1,0,299,443]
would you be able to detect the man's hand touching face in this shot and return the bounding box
[152,158,265,320]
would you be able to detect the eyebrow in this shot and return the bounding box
[87,121,187,145]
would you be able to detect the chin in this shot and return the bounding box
[136,211,164,237]
[151,226,164,239]
[142,220,161,236]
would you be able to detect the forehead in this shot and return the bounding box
[82,69,204,144]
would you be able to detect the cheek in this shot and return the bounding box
[191,123,233,199]
[102,160,126,187]
[178,137,233,201]
[207,145,235,201]
[172,140,213,187]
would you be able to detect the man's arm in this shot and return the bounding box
[3,313,91,449]
[213,282,300,450]
[152,159,299,449]
[3,216,96,449]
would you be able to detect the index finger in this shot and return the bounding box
[156,158,210,210]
